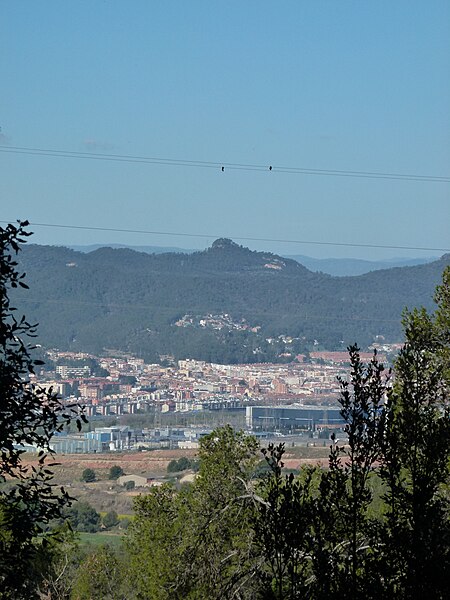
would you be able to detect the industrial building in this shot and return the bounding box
[246,405,345,431]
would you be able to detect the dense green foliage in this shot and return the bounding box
[63,501,101,534]
[126,426,260,599]
[0,221,86,599]
[13,238,449,363]
[377,267,450,597]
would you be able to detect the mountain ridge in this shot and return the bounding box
[68,242,437,276]
[13,240,449,364]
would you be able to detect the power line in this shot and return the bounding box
[1,219,448,253]
[1,144,449,183]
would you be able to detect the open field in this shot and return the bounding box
[22,448,198,482]
[20,445,331,513]
[21,449,197,513]
[283,443,332,466]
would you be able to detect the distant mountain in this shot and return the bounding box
[69,244,436,277]
[284,254,437,277]
[13,239,449,364]
[70,243,195,254]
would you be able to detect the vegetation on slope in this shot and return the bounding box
[1,218,449,597]
[13,239,449,363]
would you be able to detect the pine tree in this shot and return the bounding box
[379,267,450,599]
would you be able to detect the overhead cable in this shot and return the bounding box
[0,220,448,253]
[1,144,449,183]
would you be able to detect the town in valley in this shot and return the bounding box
[30,343,398,456]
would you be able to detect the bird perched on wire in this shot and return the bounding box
[221,166,224,172]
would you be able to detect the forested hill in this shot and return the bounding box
[13,238,449,364]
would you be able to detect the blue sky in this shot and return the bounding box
[1,1,449,259]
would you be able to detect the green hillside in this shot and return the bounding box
[13,238,450,363]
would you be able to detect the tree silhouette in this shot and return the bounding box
[0,220,86,598]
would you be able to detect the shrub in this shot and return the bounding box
[64,501,101,533]
[81,468,96,483]
[108,465,124,480]
[102,510,119,529]
[167,457,192,473]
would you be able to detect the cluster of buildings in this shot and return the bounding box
[48,425,212,454]
[27,348,391,453]
[174,312,259,332]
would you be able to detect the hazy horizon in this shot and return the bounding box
[2,1,449,261]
